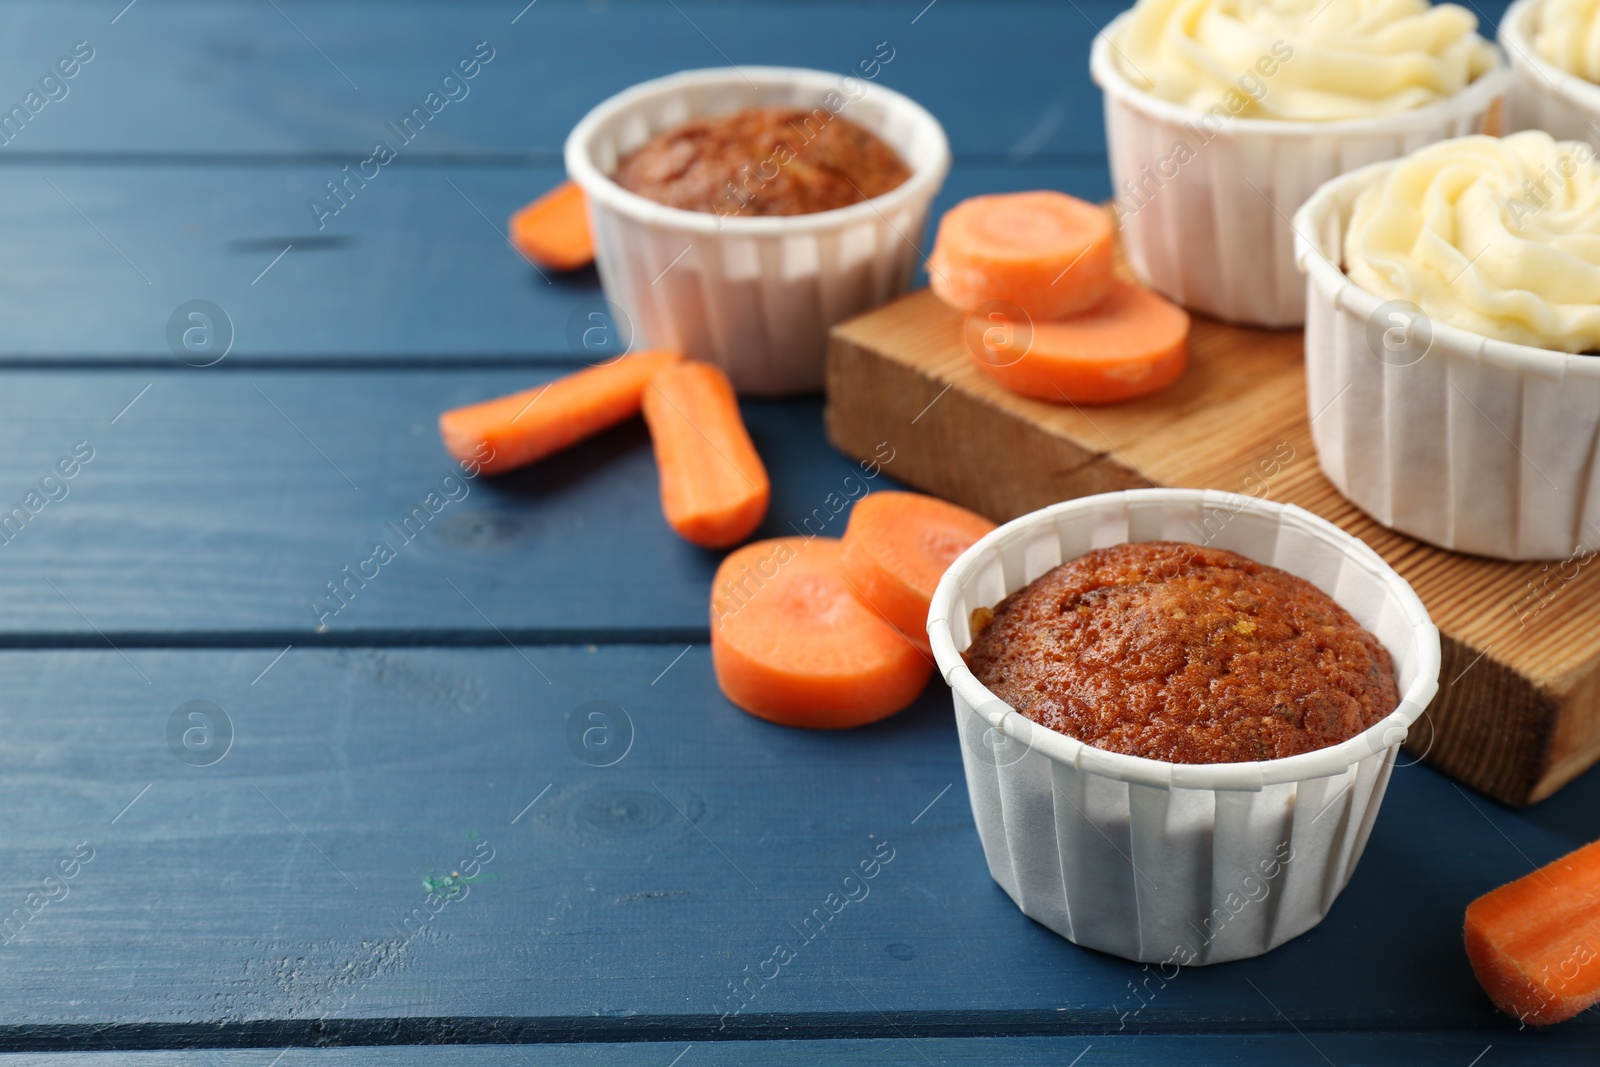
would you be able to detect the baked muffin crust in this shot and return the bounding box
[964,541,1400,764]
[611,105,911,217]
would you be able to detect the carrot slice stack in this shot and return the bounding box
[438,349,681,476]
[969,279,1189,404]
[642,361,769,549]
[510,180,595,271]
[841,491,995,654]
[1465,837,1600,1026]
[711,537,932,728]
[927,191,1113,319]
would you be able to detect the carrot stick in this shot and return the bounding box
[438,349,682,477]
[968,279,1189,404]
[1465,838,1600,1026]
[510,180,594,272]
[642,361,769,549]
[841,491,995,654]
[927,191,1114,319]
[711,536,933,728]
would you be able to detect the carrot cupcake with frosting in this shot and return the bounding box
[1294,130,1600,560]
[1501,0,1600,145]
[1092,0,1507,327]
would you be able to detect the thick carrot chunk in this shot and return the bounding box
[711,537,932,729]
[642,361,769,549]
[438,349,682,476]
[928,191,1114,319]
[1465,838,1600,1026]
[510,180,594,271]
[841,491,995,654]
[969,279,1189,404]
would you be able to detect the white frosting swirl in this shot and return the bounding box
[1113,0,1497,121]
[1343,131,1600,352]
[1532,0,1600,83]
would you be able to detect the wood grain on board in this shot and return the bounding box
[825,289,1600,807]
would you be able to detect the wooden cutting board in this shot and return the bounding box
[825,288,1600,808]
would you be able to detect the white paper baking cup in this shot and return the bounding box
[564,67,950,396]
[927,489,1439,965]
[1500,0,1600,145]
[1090,16,1508,328]
[1294,161,1600,560]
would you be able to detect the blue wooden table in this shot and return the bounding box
[2,1,1594,1063]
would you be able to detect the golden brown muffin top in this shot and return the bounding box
[964,541,1399,764]
[611,105,911,217]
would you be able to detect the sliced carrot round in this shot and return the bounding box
[510,180,594,272]
[840,492,996,654]
[711,537,932,729]
[927,191,1114,319]
[970,279,1190,405]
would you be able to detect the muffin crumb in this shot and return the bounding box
[969,605,995,637]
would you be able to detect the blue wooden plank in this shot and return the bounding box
[0,1,1552,1061]
[0,161,1103,361]
[0,0,1514,165]
[0,371,899,640]
[0,1033,1588,1065]
[0,644,1592,1042]
[0,0,1126,162]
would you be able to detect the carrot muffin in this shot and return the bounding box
[611,105,911,217]
[964,541,1399,764]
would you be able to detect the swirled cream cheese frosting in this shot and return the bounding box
[1532,0,1600,83]
[1343,131,1600,352]
[1113,0,1497,121]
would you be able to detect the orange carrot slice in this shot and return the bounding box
[1465,838,1600,1026]
[711,537,933,728]
[841,491,996,654]
[438,349,682,477]
[510,180,594,271]
[927,191,1114,319]
[968,279,1189,404]
[642,361,769,549]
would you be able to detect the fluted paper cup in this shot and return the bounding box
[1294,162,1600,560]
[926,489,1439,965]
[1090,15,1508,327]
[565,67,950,396]
[1501,0,1600,145]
